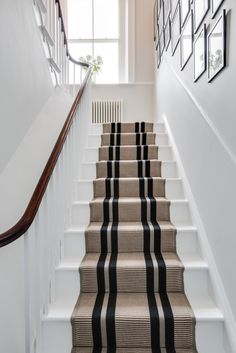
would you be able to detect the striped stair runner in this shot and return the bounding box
[72,122,197,353]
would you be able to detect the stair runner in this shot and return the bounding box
[71,122,197,353]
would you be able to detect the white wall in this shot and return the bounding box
[155,0,236,349]
[92,0,155,122]
[91,83,154,122]
[0,0,53,173]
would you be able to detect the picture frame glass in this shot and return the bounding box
[212,0,224,17]
[181,13,193,68]
[194,0,209,31]
[165,19,171,50]
[171,0,179,17]
[164,0,171,25]
[208,12,225,80]
[171,4,181,54]
[181,0,190,26]
[194,26,206,80]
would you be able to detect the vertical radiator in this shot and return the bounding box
[92,100,123,124]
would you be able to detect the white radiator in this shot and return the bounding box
[92,100,123,124]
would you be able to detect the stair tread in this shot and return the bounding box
[44,296,223,322]
[72,349,197,353]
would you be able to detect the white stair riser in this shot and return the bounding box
[176,229,198,256]
[81,161,178,180]
[84,146,173,163]
[42,321,72,353]
[63,228,198,261]
[89,123,166,134]
[54,265,209,304]
[71,200,191,227]
[87,133,169,149]
[75,178,184,201]
[42,318,225,353]
[63,231,86,260]
[170,201,192,226]
[55,269,80,303]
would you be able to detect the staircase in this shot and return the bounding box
[42,122,227,353]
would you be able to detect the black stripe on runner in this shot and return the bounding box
[107,161,112,178]
[137,146,141,160]
[92,293,105,349]
[109,147,113,160]
[116,133,121,146]
[111,123,115,133]
[142,132,147,145]
[135,122,139,133]
[140,178,161,351]
[115,146,120,161]
[117,122,121,133]
[145,160,151,177]
[160,293,176,351]
[138,160,143,177]
[136,133,140,145]
[144,145,148,160]
[110,134,114,146]
[114,161,120,178]
[141,122,145,132]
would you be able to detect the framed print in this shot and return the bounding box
[160,30,165,56]
[194,24,207,81]
[211,0,224,18]
[158,2,164,33]
[193,0,209,33]
[154,1,158,41]
[207,10,226,82]
[171,3,181,55]
[180,11,193,69]
[164,0,171,25]
[156,43,161,68]
[171,0,179,18]
[158,0,162,18]
[180,0,190,27]
[165,18,171,50]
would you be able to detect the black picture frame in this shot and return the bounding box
[156,43,161,68]
[193,0,209,33]
[154,0,158,42]
[171,0,179,18]
[165,18,171,50]
[180,11,193,70]
[159,30,165,56]
[164,0,171,25]
[171,3,181,55]
[211,0,224,18]
[180,0,191,27]
[194,24,207,81]
[207,9,227,82]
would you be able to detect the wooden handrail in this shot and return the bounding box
[0,67,92,248]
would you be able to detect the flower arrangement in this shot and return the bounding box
[79,55,103,74]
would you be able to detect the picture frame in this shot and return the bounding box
[193,0,209,33]
[159,30,165,56]
[180,11,193,70]
[211,0,224,18]
[165,18,171,50]
[171,0,179,18]
[158,2,164,33]
[194,24,207,81]
[156,43,161,68]
[207,9,226,82]
[154,0,158,41]
[180,0,191,27]
[171,2,181,55]
[163,0,171,25]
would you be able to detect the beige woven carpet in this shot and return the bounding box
[72,122,197,353]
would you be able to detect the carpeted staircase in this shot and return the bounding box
[71,122,197,353]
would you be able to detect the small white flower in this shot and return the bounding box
[86,55,92,61]
[97,56,103,64]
